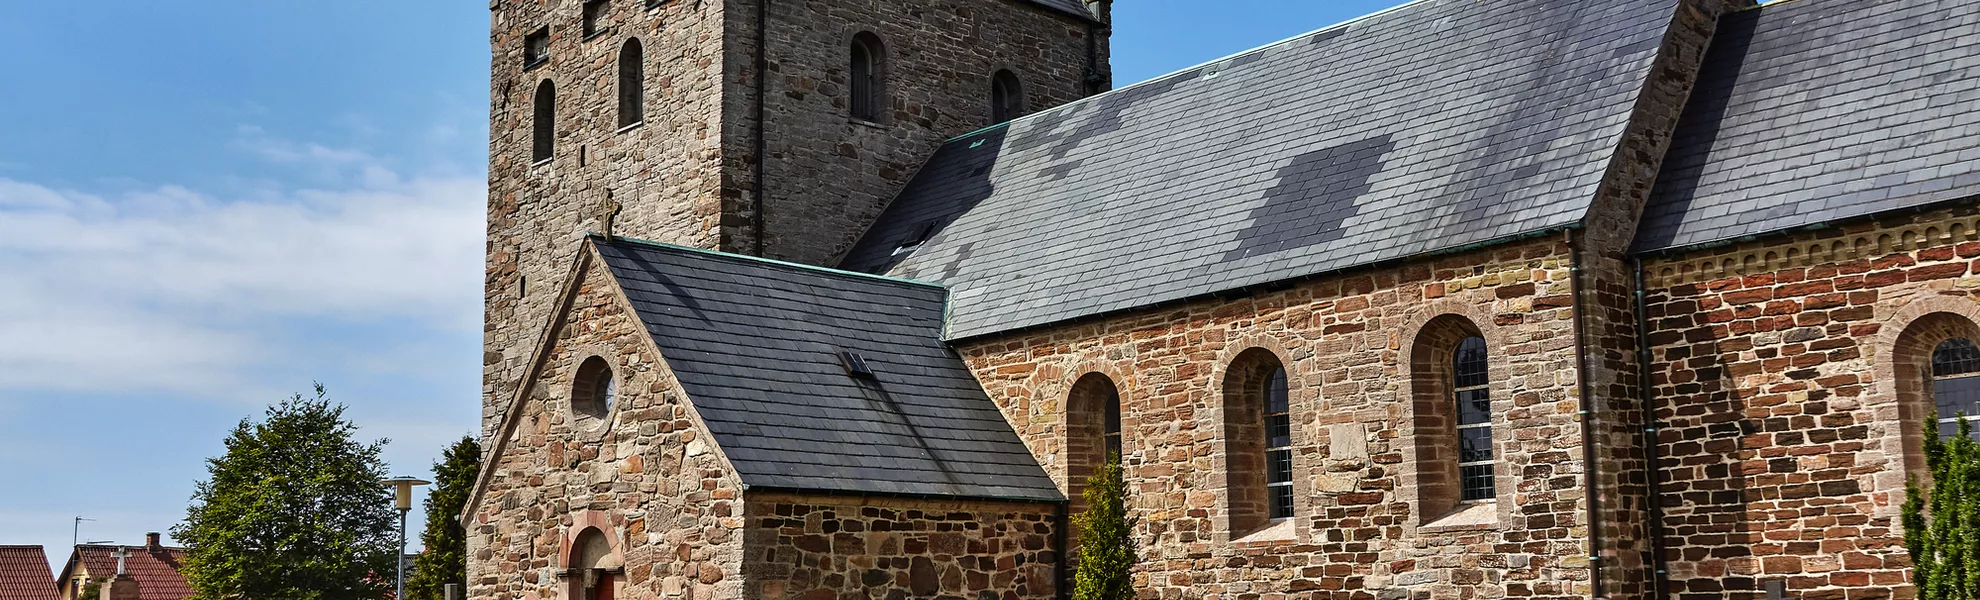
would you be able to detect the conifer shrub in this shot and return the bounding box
[1904,414,1980,599]
[1072,454,1136,600]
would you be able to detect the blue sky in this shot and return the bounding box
[0,0,1406,568]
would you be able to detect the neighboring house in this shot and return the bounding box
[0,546,58,600]
[471,0,1980,598]
[56,535,190,600]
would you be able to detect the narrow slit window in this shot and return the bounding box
[1264,366,1292,520]
[849,34,883,121]
[617,39,644,128]
[991,70,1024,123]
[532,80,556,163]
[1454,336,1493,502]
[1932,338,1980,441]
[1104,384,1123,461]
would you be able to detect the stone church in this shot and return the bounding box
[464,0,1980,597]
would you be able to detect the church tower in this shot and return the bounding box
[483,0,1111,436]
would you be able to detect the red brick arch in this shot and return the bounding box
[1873,296,1980,491]
[1211,334,1308,541]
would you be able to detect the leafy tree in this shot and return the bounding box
[1072,454,1136,600]
[75,581,100,600]
[173,385,396,600]
[404,435,480,600]
[1905,414,1980,600]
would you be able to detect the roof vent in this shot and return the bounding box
[893,221,938,256]
[839,351,876,379]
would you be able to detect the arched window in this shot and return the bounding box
[1067,373,1123,509]
[1932,338,1980,440]
[990,69,1024,123]
[532,79,556,163]
[1223,348,1293,536]
[568,527,621,600]
[617,39,644,128]
[849,33,885,121]
[573,356,616,420]
[1410,314,1491,522]
[1453,337,1493,502]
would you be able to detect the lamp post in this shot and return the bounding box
[382,476,431,600]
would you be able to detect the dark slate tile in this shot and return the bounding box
[1637,0,1980,252]
[841,0,1685,339]
[594,237,1063,503]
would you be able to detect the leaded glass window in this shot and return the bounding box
[1265,367,1293,520]
[1933,338,1980,441]
[1454,336,1493,502]
[1104,385,1123,460]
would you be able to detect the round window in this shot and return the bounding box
[573,356,617,420]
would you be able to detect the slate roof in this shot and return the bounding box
[595,237,1064,502]
[0,546,57,600]
[1634,0,1980,252]
[61,545,190,600]
[842,0,1684,339]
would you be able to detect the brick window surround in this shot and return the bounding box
[1890,310,1980,476]
[559,516,624,600]
[1223,347,1292,537]
[1066,372,1122,518]
[1410,314,1492,522]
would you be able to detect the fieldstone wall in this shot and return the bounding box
[1641,205,1980,599]
[955,238,1597,599]
[485,0,1109,443]
[724,0,1107,264]
[486,0,733,441]
[741,492,1061,600]
[468,251,747,600]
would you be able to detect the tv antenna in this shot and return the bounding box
[72,516,95,548]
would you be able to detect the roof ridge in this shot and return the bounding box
[591,234,946,290]
[951,0,1439,141]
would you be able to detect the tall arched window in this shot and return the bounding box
[1453,337,1493,502]
[1410,314,1491,521]
[1068,373,1124,511]
[849,33,885,121]
[990,69,1024,123]
[532,79,556,163]
[617,39,644,128]
[1933,338,1980,440]
[1223,348,1293,536]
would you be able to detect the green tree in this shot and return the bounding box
[1071,454,1136,600]
[173,385,396,600]
[75,581,100,600]
[1905,414,1980,600]
[404,436,480,600]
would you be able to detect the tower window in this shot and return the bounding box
[524,27,550,68]
[849,33,885,121]
[991,70,1025,123]
[1933,338,1980,440]
[573,356,616,420]
[532,80,556,163]
[582,1,607,38]
[1453,336,1493,502]
[617,39,644,128]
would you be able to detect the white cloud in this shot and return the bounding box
[0,159,483,395]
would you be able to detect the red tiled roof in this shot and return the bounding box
[0,546,59,600]
[67,545,191,600]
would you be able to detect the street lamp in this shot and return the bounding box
[382,476,431,600]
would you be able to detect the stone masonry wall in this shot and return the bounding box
[1642,204,1980,599]
[468,251,747,600]
[957,237,1599,599]
[486,0,732,440]
[741,492,1061,600]
[723,0,1106,264]
[1567,0,1748,595]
